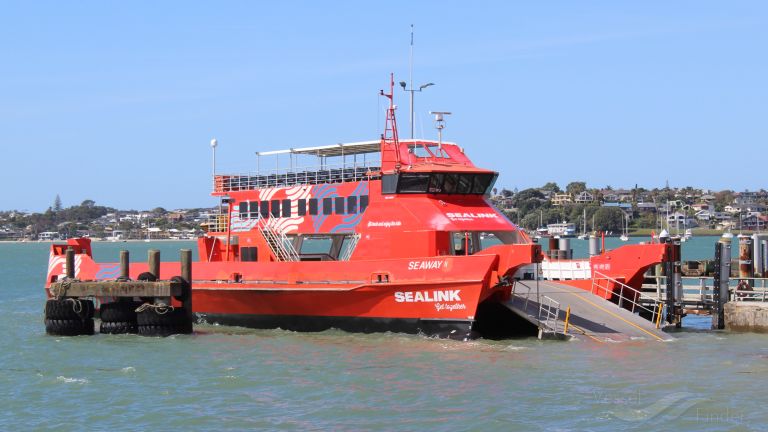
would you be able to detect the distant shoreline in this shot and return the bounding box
[1,238,196,243]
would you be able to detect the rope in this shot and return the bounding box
[66,298,83,314]
[135,303,175,315]
[52,280,72,300]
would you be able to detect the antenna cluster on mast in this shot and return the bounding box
[399,24,435,139]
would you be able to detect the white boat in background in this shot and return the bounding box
[547,222,577,237]
[619,212,629,241]
[577,208,588,239]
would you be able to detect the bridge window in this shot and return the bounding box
[298,199,307,216]
[443,174,458,193]
[457,174,472,194]
[322,198,332,215]
[382,172,497,195]
[347,196,357,213]
[398,173,431,193]
[428,174,444,193]
[270,200,280,218]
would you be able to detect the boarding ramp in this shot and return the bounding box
[505,278,673,342]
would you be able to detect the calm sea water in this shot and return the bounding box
[1,240,766,431]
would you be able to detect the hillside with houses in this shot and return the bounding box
[0,199,214,241]
[490,183,768,234]
[1,185,766,241]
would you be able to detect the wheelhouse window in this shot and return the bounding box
[382,172,497,195]
[239,202,248,216]
[347,196,358,214]
[270,200,280,218]
[309,198,318,215]
[398,173,430,193]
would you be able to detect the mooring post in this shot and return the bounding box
[148,249,160,280]
[180,249,193,321]
[664,239,676,325]
[65,247,75,279]
[712,234,732,330]
[119,250,130,279]
[738,234,753,287]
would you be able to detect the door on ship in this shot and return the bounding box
[451,231,480,256]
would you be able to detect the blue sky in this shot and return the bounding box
[1,1,766,211]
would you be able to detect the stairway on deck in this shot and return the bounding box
[504,280,673,342]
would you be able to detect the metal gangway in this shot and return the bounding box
[505,274,673,342]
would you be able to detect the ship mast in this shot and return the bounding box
[380,73,402,170]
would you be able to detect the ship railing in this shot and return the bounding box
[592,271,666,328]
[213,159,382,193]
[259,218,300,262]
[202,213,229,233]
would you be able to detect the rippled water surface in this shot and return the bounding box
[1,241,766,431]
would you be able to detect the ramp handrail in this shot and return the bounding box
[538,295,561,333]
[592,271,666,328]
[511,281,566,335]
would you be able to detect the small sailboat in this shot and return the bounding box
[577,208,588,240]
[619,212,629,242]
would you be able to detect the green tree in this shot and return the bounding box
[593,207,624,232]
[566,181,587,196]
[520,213,541,230]
[541,182,561,193]
[53,195,62,212]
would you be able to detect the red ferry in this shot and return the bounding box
[44,76,672,339]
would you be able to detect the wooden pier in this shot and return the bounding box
[44,248,194,337]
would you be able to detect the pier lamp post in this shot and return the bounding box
[210,138,218,181]
[399,81,434,139]
[211,138,220,214]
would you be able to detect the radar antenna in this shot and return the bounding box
[430,111,452,148]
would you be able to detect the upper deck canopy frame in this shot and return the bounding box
[255,139,456,159]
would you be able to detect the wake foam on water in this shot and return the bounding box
[121,367,135,373]
[56,376,89,384]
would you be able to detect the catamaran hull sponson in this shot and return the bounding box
[198,313,476,339]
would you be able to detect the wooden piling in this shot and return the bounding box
[119,250,130,279]
[180,249,193,322]
[65,247,75,279]
[148,249,160,280]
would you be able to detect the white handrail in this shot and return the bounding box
[260,219,300,262]
[592,271,666,327]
